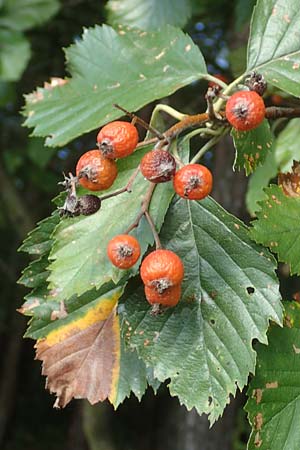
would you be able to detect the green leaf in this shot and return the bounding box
[47,145,175,302]
[23,25,206,147]
[274,119,300,173]
[0,29,30,81]
[0,0,60,31]
[28,137,56,168]
[19,212,60,255]
[246,149,277,216]
[232,120,273,175]
[246,302,300,450]
[247,0,300,97]
[106,0,192,30]
[121,196,283,423]
[250,185,300,275]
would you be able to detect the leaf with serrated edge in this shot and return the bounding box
[250,184,300,275]
[120,196,282,423]
[19,212,60,256]
[247,0,300,96]
[106,0,191,30]
[23,25,206,147]
[47,146,175,302]
[34,284,157,408]
[232,120,273,175]
[246,302,300,450]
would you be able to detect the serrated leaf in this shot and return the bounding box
[33,284,157,408]
[48,146,175,302]
[274,118,300,172]
[232,120,273,175]
[246,302,300,450]
[23,25,206,147]
[19,254,50,288]
[250,184,300,275]
[0,0,60,31]
[0,29,30,81]
[19,212,60,255]
[247,0,300,96]
[106,0,191,30]
[246,149,277,216]
[120,196,282,423]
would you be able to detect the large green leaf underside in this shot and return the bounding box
[0,0,59,31]
[247,0,300,96]
[48,145,175,302]
[274,118,300,173]
[246,302,300,450]
[23,25,206,147]
[232,120,273,175]
[120,196,282,423]
[106,0,191,30]
[250,184,300,275]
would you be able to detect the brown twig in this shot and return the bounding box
[99,164,141,201]
[124,183,156,234]
[113,103,164,139]
[144,210,161,249]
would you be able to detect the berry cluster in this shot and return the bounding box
[59,110,214,311]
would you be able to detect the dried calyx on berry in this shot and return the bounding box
[140,149,176,183]
[173,164,213,200]
[107,234,141,269]
[76,149,117,191]
[244,71,267,96]
[97,121,139,159]
[225,90,265,131]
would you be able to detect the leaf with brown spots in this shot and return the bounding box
[246,301,300,450]
[250,184,300,275]
[278,161,300,197]
[231,120,273,175]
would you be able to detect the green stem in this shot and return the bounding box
[152,104,187,121]
[203,74,228,90]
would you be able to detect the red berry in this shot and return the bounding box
[140,249,184,290]
[97,121,139,159]
[107,234,141,269]
[173,164,213,200]
[225,91,265,131]
[140,150,176,183]
[76,150,118,191]
[144,283,181,307]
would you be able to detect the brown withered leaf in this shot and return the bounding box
[35,291,121,408]
[278,161,300,197]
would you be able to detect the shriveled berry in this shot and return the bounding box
[140,249,184,290]
[74,194,101,216]
[173,164,213,200]
[76,149,118,191]
[225,91,265,131]
[140,149,176,183]
[107,234,141,269]
[144,283,181,307]
[97,121,139,159]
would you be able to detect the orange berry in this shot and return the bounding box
[76,149,117,191]
[173,164,213,200]
[140,249,184,290]
[97,121,139,159]
[225,91,265,131]
[144,283,181,307]
[107,234,140,269]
